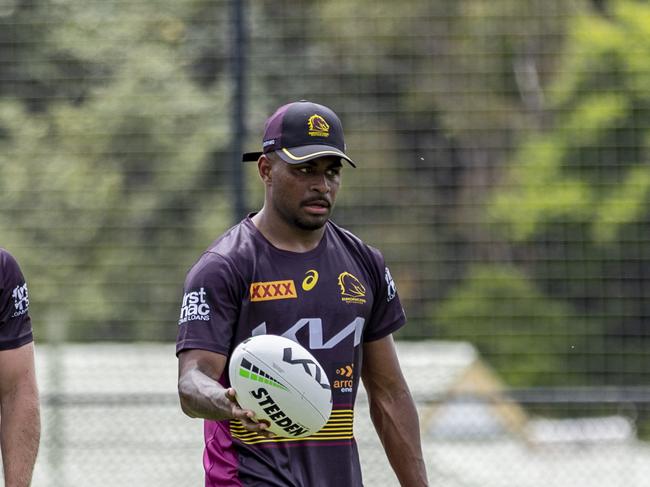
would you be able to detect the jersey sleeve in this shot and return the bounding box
[363,248,407,342]
[0,250,34,350]
[175,252,244,356]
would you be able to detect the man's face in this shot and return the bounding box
[268,155,343,231]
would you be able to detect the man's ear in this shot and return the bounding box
[258,154,273,184]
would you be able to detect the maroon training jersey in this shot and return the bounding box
[0,249,33,350]
[176,216,406,487]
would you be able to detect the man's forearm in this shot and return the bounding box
[0,383,40,487]
[178,367,233,421]
[370,389,428,486]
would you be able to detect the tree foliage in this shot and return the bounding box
[1,0,648,390]
[0,0,230,340]
[485,0,650,384]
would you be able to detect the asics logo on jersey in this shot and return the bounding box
[250,280,297,302]
[11,283,29,318]
[178,287,210,325]
[302,270,319,291]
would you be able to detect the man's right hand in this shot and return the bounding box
[224,387,275,437]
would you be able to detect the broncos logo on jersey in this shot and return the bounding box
[337,272,366,304]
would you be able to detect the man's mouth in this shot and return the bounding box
[302,199,331,215]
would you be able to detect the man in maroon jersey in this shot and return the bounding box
[177,101,428,486]
[0,249,40,486]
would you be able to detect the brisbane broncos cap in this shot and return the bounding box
[242,100,357,167]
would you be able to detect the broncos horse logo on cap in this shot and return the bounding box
[308,114,330,137]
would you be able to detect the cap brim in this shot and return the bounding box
[277,145,356,167]
[242,151,263,162]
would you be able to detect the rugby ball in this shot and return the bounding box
[228,334,332,438]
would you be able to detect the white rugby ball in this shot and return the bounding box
[228,334,332,438]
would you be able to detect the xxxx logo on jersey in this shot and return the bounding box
[250,280,297,302]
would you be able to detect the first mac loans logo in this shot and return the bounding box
[178,287,210,325]
[11,283,29,318]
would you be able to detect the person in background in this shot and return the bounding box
[0,249,40,487]
[177,100,428,486]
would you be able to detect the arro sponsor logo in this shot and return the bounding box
[250,280,297,302]
[307,114,330,137]
[178,287,210,325]
[337,272,366,304]
[333,363,354,393]
[251,387,309,437]
[11,283,29,318]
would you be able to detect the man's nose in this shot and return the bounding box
[310,173,330,193]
